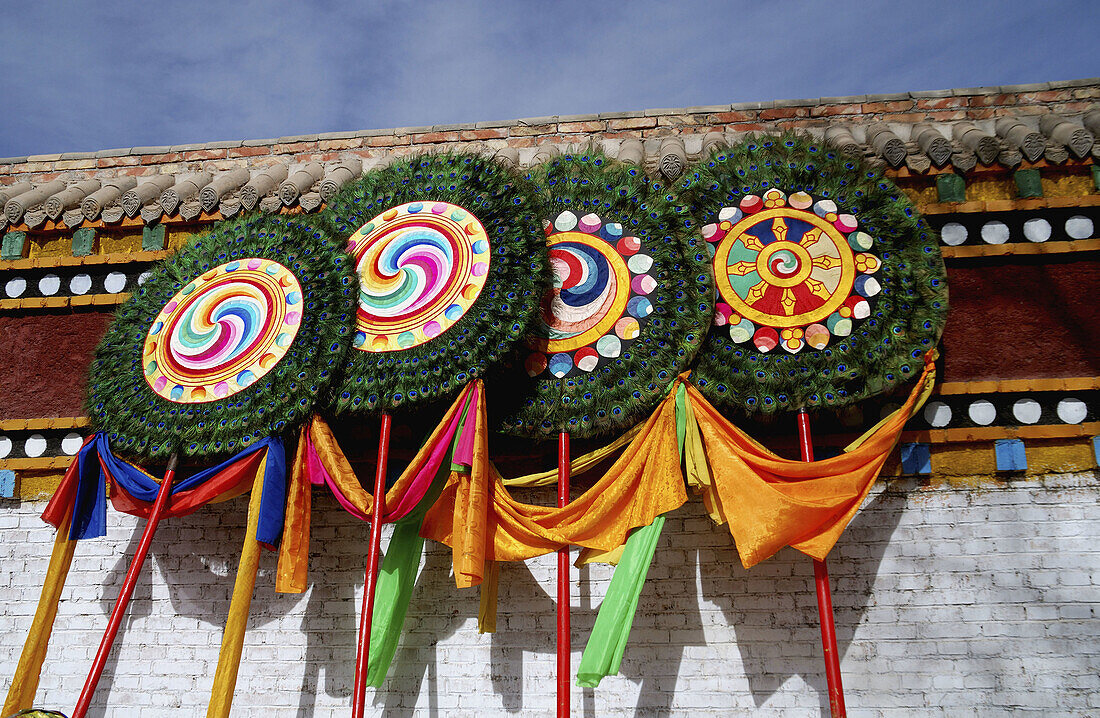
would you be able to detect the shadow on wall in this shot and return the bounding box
[362,491,904,716]
[80,484,905,716]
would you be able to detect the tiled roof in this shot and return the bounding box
[0,79,1096,231]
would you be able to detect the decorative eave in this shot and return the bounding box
[0,79,1095,234]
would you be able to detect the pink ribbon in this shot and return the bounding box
[306,385,479,523]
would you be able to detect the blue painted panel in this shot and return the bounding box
[900,442,931,475]
[994,439,1027,472]
[0,469,14,498]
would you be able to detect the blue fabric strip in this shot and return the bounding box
[255,439,286,547]
[69,433,287,546]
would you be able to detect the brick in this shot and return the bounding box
[271,141,315,154]
[180,149,228,161]
[862,100,915,113]
[228,146,273,158]
[708,111,754,123]
[915,96,968,110]
[410,131,461,145]
[557,121,606,134]
[607,117,656,130]
[364,134,408,148]
[509,123,557,137]
[758,106,809,121]
[810,103,863,117]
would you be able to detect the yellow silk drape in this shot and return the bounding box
[2,512,77,715]
[422,356,934,582]
[420,388,688,588]
[684,357,936,568]
[206,452,270,718]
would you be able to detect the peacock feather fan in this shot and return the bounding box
[316,151,551,414]
[677,133,948,414]
[499,149,713,439]
[85,214,358,459]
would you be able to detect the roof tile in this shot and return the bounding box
[431,122,476,132]
[353,128,397,137]
[771,98,819,108]
[317,131,358,140]
[1057,77,1100,88]
[999,82,1053,93]
[555,113,600,123]
[131,146,172,155]
[863,92,911,102]
[95,148,132,158]
[203,140,244,149]
[729,100,774,110]
[909,89,954,99]
[517,116,559,125]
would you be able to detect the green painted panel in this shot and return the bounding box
[1013,169,1043,199]
[1,231,27,260]
[71,227,97,256]
[935,173,966,204]
[142,223,166,251]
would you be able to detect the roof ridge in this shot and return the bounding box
[0,79,1096,162]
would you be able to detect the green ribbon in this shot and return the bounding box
[575,383,689,686]
[576,514,666,687]
[365,399,472,686]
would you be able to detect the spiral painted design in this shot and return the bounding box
[768,248,800,277]
[359,226,454,318]
[349,202,490,352]
[533,231,631,354]
[143,259,301,403]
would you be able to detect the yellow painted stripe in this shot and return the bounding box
[0,293,130,311]
[1,250,167,270]
[937,377,1100,395]
[0,417,89,431]
[942,238,1100,258]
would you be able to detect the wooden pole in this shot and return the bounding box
[797,410,847,718]
[72,453,178,718]
[352,412,392,718]
[557,431,571,718]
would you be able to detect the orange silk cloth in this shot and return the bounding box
[421,387,688,588]
[685,355,936,568]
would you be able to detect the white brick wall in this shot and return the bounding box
[1,472,1098,717]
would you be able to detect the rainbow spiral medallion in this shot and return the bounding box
[349,201,491,352]
[705,188,882,354]
[526,210,657,379]
[142,258,302,403]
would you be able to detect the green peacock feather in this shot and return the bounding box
[499,150,713,439]
[316,151,551,415]
[85,214,357,459]
[678,133,948,414]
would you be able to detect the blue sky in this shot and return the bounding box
[1,0,1096,157]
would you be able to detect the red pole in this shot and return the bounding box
[352,412,391,718]
[797,410,847,717]
[557,431,571,718]
[73,453,179,718]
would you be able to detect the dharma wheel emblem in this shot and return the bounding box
[704,188,882,354]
